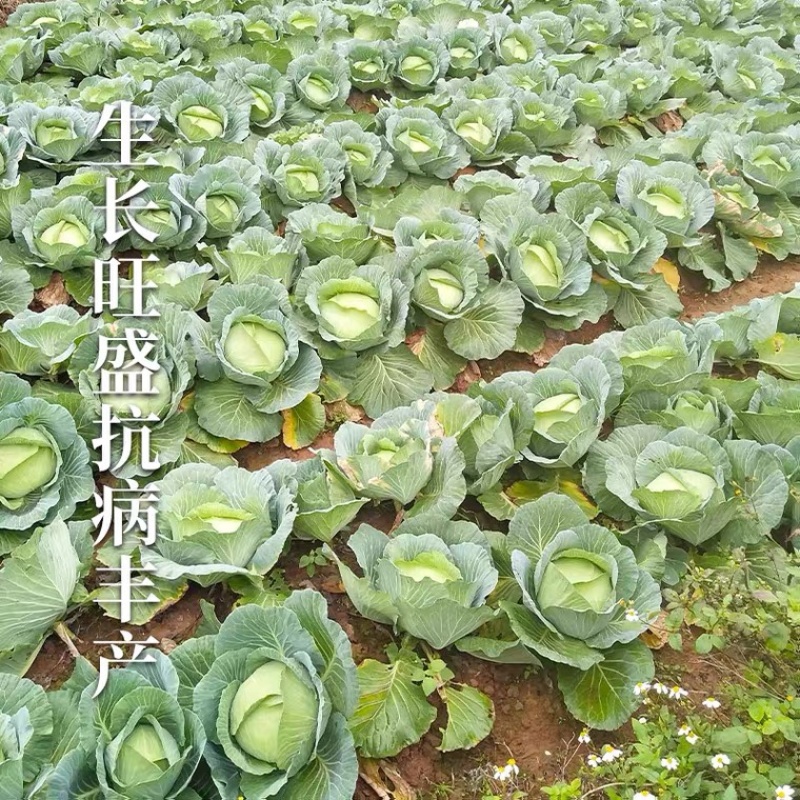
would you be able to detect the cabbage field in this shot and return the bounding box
[0,0,799,797]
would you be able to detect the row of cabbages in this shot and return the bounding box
[4,288,800,737]
[5,282,800,551]
[0,149,798,432]
[0,589,361,800]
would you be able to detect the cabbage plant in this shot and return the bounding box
[512,91,578,152]
[0,129,26,188]
[0,128,29,241]
[557,76,626,128]
[734,130,800,198]
[326,121,394,189]
[213,58,289,129]
[117,181,207,253]
[169,157,267,240]
[8,104,99,164]
[493,347,623,468]
[378,107,470,180]
[395,37,449,90]
[328,515,498,649]
[257,137,348,210]
[291,255,429,416]
[482,197,608,330]
[174,590,358,800]
[0,519,92,672]
[615,387,734,442]
[285,204,381,265]
[206,227,306,289]
[192,278,322,443]
[339,41,393,90]
[283,452,368,543]
[12,189,110,271]
[141,462,297,586]
[584,424,788,547]
[0,372,94,552]
[443,97,530,163]
[0,36,46,83]
[593,318,722,396]
[169,11,244,57]
[616,160,716,247]
[710,44,785,102]
[287,50,351,115]
[152,74,251,143]
[399,239,524,361]
[0,673,55,794]
[48,651,207,800]
[491,16,544,65]
[555,184,673,326]
[733,372,800,448]
[454,170,551,216]
[500,494,661,729]
[49,29,119,77]
[329,405,465,518]
[456,384,533,495]
[0,305,98,376]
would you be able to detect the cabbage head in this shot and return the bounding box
[498,494,660,729]
[584,424,788,547]
[181,590,358,800]
[141,462,297,587]
[0,373,94,552]
[328,515,498,649]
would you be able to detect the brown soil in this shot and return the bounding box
[4,0,800,795]
[0,0,35,25]
[679,255,800,320]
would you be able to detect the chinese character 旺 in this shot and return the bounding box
[93,255,160,318]
[93,328,161,397]
[94,101,156,166]
[95,556,160,624]
[92,404,161,473]
[93,479,159,547]
[93,630,159,697]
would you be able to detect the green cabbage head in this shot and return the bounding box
[186,590,358,800]
[328,515,498,649]
[0,374,94,551]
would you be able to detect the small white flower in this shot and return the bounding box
[661,756,679,771]
[507,760,519,777]
[587,754,601,768]
[652,681,668,695]
[677,725,692,737]
[634,792,655,800]
[710,753,731,770]
[625,608,641,622]
[637,717,648,724]
[703,697,721,709]
[775,787,795,799]
[578,728,592,745]
[600,744,623,763]
[685,732,699,745]
[634,682,651,696]
[492,766,505,781]
[668,685,689,700]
